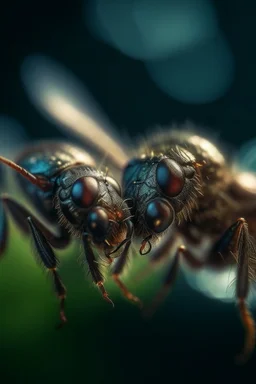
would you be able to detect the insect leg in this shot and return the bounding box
[210,218,256,364]
[27,217,67,328]
[0,156,52,191]
[1,195,70,249]
[112,248,143,308]
[134,229,177,282]
[82,233,114,307]
[143,245,205,318]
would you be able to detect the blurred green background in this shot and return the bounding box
[1,0,256,383]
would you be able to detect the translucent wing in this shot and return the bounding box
[20,55,130,170]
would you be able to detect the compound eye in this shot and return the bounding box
[145,199,174,233]
[156,159,185,197]
[71,177,98,208]
[87,207,109,241]
[106,176,121,195]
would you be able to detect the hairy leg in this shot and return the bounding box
[27,217,67,328]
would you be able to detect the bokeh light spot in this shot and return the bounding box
[85,0,147,59]
[146,34,235,104]
[134,0,218,58]
[85,0,219,61]
[183,264,256,307]
[235,138,256,173]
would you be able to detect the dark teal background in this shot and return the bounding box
[1,0,256,383]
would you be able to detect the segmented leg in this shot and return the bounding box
[107,220,141,307]
[143,245,205,317]
[112,243,143,308]
[1,195,70,250]
[27,217,67,328]
[211,218,256,364]
[82,233,114,307]
[134,228,178,282]
[0,196,70,326]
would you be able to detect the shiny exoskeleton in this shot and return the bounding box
[123,130,235,245]
[20,56,256,363]
[121,129,256,364]
[123,141,201,244]
[135,130,256,248]
[0,142,137,327]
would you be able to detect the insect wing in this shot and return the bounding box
[20,55,130,170]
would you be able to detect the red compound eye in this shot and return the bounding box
[145,199,174,233]
[71,177,99,208]
[156,159,185,197]
[87,207,109,242]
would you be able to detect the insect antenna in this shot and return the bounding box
[140,235,153,255]
[121,215,135,223]
[108,237,131,256]
[108,220,134,257]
